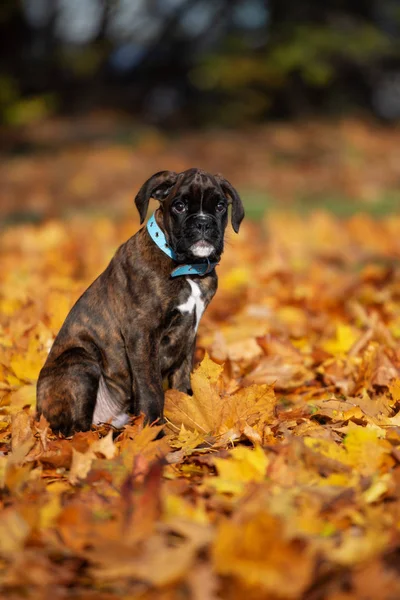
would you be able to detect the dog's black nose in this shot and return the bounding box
[195,217,211,233]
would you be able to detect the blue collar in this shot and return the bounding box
[146,213,218,278]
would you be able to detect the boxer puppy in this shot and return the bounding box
[36,168,244,436]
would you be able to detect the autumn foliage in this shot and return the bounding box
[1,207,400,599]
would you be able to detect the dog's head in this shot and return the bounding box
[135,168,244,263]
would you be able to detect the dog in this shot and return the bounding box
[36,168,244,436]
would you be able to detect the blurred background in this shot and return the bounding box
[1,0,400,224]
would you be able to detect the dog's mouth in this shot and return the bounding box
[189,240,215,258]
[173,231,222,263]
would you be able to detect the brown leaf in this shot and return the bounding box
[69,430,116,484]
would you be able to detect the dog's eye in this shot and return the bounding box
[216,201,226,213]
[173,201,187,214]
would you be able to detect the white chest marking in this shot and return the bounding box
[178,279,205,333]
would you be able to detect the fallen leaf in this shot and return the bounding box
[11,410,35,453]
[213,509,313,598]
[207,445,269,495]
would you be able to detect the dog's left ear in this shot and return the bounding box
[215,174,244,233]
[135,170,178,224]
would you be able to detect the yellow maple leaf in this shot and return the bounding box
[192,351,224,387]
[305,425,390,476]
[163,494,209,525]
[303,436,349,465]
[119,421,170,470]
[170,424,207,453]
[165,389,219,435]
[166,355,276,442]
[10,337,46,383]
[322,324,359,356]
[223,384,276,431]
[207,445,269,495]
[9,384,36,413]
[40,494,62,529]
[213,509,313,597]
[165,355,223,434]
[343,426,390,474]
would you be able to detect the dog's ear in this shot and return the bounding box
[135,170,178,224]
[215,174,244,233]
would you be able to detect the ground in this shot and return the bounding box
[1,119,400,599]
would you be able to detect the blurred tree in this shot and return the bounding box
[0,0,398,128]
[193,0,396,123]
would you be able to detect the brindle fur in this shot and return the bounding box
[36,168,243,436]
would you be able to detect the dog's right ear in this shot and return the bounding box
[135,170,178,224]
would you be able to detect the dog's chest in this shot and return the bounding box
[177,279,205,333]
[158,277,213,375]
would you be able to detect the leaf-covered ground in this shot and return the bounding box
[1,208,400,599]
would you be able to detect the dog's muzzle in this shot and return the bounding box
[186,215,218,258]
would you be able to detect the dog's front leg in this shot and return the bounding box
[126,334,165,425]
[168,340,195,395]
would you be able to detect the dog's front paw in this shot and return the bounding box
[174,384,193,396]
[39,400,92,437]
[39,400,74,437]
[143,413,166,438]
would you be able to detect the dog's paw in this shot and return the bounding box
[143,414,166,438]
[40,400,75,437]
[155,428,166,440]
[175,385,193,396]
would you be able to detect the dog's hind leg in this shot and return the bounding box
[36,354,101,436]
[92,375,130,428]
